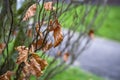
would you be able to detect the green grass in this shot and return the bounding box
[97,6,120,42]
[59,5,120,42]
[51,67,103,80]
[30,67,103,80]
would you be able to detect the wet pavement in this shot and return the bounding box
[74,38,120,80]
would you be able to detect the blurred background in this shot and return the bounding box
[51,0,120,80]
[71,0,120,80]
[0,0,120,80]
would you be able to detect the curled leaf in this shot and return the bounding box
[44,2,56,11]
[35,24,44,38]
[53,25,63,47]
[47,19,63,47]
[40,59,48,70]
[29,45,35,53]
[42,42,53,52]
[31,54,48,70]
[48,19,60,31]
[33,39,43,49]
[22,53,47,77]
[22,54,43,78]
[33,38,53,51]
[63,52,70,62]
[29,58,43,77]
[45,19,64,47]
[88,29,94,39]
[16,46,28,64]
[23,4,37,21]
[0,71,13,80]
[35,23,41,33]
[22,62,31,78]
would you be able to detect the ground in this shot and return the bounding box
[75,37,120,80]
[52,6,120,80]
[51,67,103,80]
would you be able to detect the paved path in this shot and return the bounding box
[49,29,120,80]
[74,38,120,80]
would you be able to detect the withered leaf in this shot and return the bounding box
[33,39,43,49]
[23,4,37,21]
[29,58,43,77]
[42,42,53,52]
[39,59,48,70]
[35,24,40,33]
[47,19,63,47]
[31,54,48,70]
[31,53,41,62]
[27,29,32,37]
[22,62,31,77]
[63,52,70,62]
[22,54,43,78]
[44,2,56,11]
[88,29,94,39]
[53,25,63,47]
[48,20,54,31]
[32,54,48,70]
[48,19,59,31]
[16,46,28,64]
[29,45,35,54]
[0,71,13,80]
[35,24,44,38]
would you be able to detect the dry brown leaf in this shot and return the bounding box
[29,58,43,77]
[35,24,44,38]
[48,20,53,31]
[39,32,44,39]
[19,53,47,78]
[48,19,60,31]
[22,58,42,78]
[35,23,40,33]
[33,39,43,49]
[16,46,28,64]
[23,4,37,21]
[22,62,31,77]
[42,42,53,52]
[63,52,70,62]
[88,30,94,39]
[27,29,32,37]
[53,25,63,47]
[31,53,41,63]
[29,45,35,54]
[47,19,63,47]
[0,71,13,80]
[33,38,52,51]
[31,54,48,70]
[0,43,5,54]
[39,59,48,70]
[44,2,55,11]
